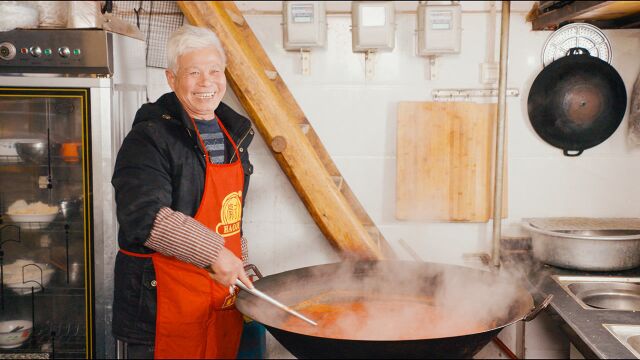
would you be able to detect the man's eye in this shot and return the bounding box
[189,71,200,76]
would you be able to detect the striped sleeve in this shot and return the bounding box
[145,207,224,268]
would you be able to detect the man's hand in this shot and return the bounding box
[208,247,253,289]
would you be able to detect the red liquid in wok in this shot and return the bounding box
[282,299,496,341]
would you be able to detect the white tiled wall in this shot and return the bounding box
[141,1,640,358]
[146,1,640,275]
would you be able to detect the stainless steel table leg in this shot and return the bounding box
[516,320,526,359]
[116,339,128,359]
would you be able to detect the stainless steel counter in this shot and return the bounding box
[529,264,640,358]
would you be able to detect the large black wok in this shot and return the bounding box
[237,261,547,359]
[527,47,627,156]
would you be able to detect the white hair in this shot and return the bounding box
[166,25,227,72]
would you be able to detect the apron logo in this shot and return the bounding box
[222,292,237,309]
[215,191,242,237]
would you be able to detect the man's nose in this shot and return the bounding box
[198,73,215,86]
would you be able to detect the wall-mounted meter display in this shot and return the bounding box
[417,2,462,56]
[283,1,327,50]
[351,1,396,52]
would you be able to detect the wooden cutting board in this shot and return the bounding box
[396,101,507,222]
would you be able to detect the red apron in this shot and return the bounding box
[120,116,245,359]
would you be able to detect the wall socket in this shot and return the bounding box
[480,62,499,84]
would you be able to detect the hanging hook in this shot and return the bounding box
[101,0,113,14]
[133,1,144,30]
[22,263,45,293]
[0,224,21,248]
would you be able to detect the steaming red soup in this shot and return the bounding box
[283,299,495,341]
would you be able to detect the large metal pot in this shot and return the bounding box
[527,47,627,156]
[237,261,548,359]
[522,222,640,271]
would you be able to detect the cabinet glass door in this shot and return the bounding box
[0,88,93,358]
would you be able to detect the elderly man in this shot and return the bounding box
[111,25,254,359]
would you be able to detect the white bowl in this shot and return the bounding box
[6,269,55,295]
[4,213,58,230]
[0,320,33,349]
[4,261,55,295]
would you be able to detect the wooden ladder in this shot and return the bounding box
[179,1,394,260]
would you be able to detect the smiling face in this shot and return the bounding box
[165,46,227,120]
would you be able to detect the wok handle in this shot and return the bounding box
[234,279,318,326]
[566,47,589,57]
[523,294,553,322]
[244,264,264,280]
[563,149,583,157]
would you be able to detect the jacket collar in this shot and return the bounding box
[155,92,251,140]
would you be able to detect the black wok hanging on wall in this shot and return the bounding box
[527,48,627,156]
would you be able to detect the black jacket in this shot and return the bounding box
[111,92,254,343]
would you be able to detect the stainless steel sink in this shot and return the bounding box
[604,324,640,358]
[553,276,640,311]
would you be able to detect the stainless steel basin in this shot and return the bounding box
[568,282,640,311]
[523,222,640,271]
[554,276,640,311]
[604,324,640,358]
[557,230,640,236]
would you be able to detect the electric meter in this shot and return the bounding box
[283,1,327,50]
[351,1,396,52]
[417,2,462,56]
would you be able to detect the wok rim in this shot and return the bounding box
[237,260,535,342]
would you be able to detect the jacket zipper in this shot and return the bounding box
[186,128,208,171]
[229,127,252,163]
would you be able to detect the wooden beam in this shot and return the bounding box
[178,1,391,260]
[531,0,640,30]
[532,1,609,30]
[572,1,640,21]
[203,2,393,259]
[590,12,640,29]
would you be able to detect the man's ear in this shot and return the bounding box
[165,69,176,91]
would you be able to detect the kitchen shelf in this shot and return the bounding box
[0,321,86,359]
[529,1,640,30]
[2,286,86,297]
[0,158,82,168]
[0,156,21,164]
[0,221,84,231]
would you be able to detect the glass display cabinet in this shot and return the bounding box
[0,88,92,358]
[0,28,146,358]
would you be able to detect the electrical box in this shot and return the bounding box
[417,3,462,56]
[351,1,395,52]
[283,1,327,50]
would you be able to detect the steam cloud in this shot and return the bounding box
[242,260,535,341]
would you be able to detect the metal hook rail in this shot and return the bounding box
[432,88,519,101]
